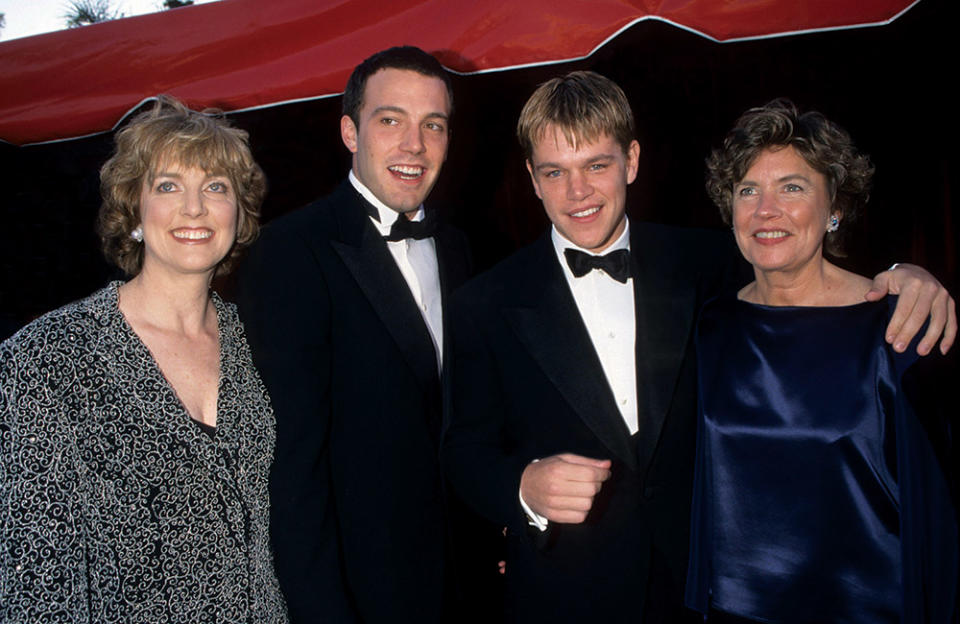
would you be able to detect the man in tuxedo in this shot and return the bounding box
[236,47,473,623]
[441,71,955,622]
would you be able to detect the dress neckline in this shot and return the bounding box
[734,294,886,313]
[106,280,226,439]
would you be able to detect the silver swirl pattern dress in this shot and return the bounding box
[0,282,289,623]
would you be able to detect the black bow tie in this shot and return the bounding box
[359,193,436,242]
[383,212,437,242]
[564,248,631,283]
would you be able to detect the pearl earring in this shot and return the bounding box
[131,226,144,242]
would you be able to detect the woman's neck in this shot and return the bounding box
[117,268,215,337]
[742,257,872,307]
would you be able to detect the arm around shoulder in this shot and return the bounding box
[866,263,956,355]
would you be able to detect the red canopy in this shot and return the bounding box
[0,0,920,145]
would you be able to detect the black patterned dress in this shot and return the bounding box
[0,283,289,623]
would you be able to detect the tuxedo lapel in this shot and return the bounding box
[433,226,470,339]
[433,227,466,301]
[328,183,439,395]
[631,227,697,471]
[504,237,637,471]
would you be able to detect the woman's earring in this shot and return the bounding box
[826,215,840,233]
[131,226,144,242]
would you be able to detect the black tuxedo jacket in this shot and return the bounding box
[236,180,471,623]
[442,223,743,623]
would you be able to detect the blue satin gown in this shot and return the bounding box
[685,295,957,623]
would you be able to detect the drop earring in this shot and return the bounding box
[826,215,839,233]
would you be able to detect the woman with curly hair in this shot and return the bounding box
[0,96,288,623]
[685,100,957,623]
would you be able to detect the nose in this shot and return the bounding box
[400,124,425,154]
[181,187,207,218]
[566,170,593,201]
[755,191,780,218]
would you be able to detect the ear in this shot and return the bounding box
[625,140,640,185]
[340,115,358,154]
[525,159,543,200]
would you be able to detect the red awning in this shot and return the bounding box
[0,0,920,145]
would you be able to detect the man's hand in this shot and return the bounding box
[866,263,956,355]
[519,453,611,524]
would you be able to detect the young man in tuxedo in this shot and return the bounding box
[441,71,955,622]
[237,47,474,623]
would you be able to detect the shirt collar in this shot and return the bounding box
[349,170,425,235]
[551,216,631,264]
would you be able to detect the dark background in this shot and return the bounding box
[1,0,956,338]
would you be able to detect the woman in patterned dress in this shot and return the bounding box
[0,97,288,623]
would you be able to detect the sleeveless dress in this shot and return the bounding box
[685,295,957,623]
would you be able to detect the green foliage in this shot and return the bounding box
[64,0,123,28]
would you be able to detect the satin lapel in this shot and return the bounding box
[329,186,439,394]
[434,226,469,380]
[504,238,637,470]
[433,226,470,336]
[631,234,697,471]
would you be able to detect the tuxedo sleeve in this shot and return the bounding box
[441,286,532,532]
[235,221,357,624]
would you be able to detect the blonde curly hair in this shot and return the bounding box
[97,95,266,275]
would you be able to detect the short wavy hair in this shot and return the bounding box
[706,99,874,256]
[98,95,266,276]
[517,71,635,161]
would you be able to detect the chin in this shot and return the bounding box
[386,197,422,214]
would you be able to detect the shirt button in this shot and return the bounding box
[620,398,627,406]
[608,332,616,339]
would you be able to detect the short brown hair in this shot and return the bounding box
[517,71,635,161]
[706,99,874,256]
[342,46,454,127]
[98,95,266,276]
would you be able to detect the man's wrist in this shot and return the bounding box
[519,490,548,531]
[519,458,548,531]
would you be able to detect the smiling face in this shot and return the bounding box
[732,145,836,277]
[340,68,450,214]
[138,163,238,280]
[526,126,639,253]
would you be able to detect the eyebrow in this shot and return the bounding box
[739,173,813,186]
[370,105,449,121]
[534,153,617,172]
[151,171,228,181]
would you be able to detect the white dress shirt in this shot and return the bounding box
[551,222,638,434]
[349,171,444,369]
[521,219,639,530]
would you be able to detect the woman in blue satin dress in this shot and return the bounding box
[685,100,957,623]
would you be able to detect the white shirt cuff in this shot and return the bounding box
[519,469,548,532]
